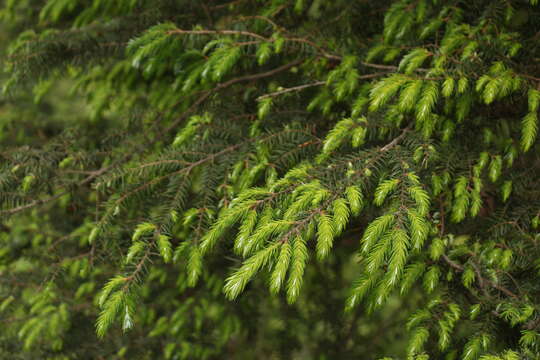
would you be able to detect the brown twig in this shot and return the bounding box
[167,29,268,41]
[256,81,326,100]
[256,72,390,101]
[441,254,518,298]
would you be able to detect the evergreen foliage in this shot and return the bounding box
[1,0,539,358]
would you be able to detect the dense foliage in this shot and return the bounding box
[1,0,540,358]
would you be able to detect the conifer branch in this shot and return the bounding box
[3,1,540,356]
[162,59,303,135]
[441,254,518,298]
[1,165,112,216]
